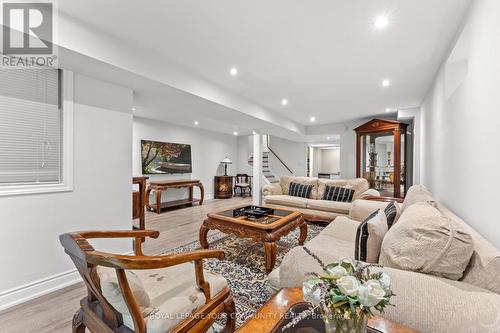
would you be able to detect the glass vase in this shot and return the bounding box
[321,308,367,333]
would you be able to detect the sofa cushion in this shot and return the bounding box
[401,184,434,211]
[306,199,351,214]
[380,267,500,333]
[355,209,388,263]
[318,178,369,201]
[278,241,355,288]
[264,195,308,208]
[435,203,500,294]
[108,263,227,332]
[280,176,319,198]
[289,182,313,198]
[271,248,500,333]
[379,201,474,280]
[322,185,355,202]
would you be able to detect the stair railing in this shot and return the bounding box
[266,137,293,174]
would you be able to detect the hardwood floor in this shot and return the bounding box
[0,197,250,333]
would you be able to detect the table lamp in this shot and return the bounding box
[220,157,232,176]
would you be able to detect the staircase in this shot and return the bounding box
[248,152,280,183]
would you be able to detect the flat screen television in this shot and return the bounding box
[141,140,192,174]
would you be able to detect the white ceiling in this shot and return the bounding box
[58,0,471,130]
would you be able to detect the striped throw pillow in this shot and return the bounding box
[322,185,354,202]
[384,201,400,228]
[355,203,401,263]
[354,209,388,263]
[288,182,313,198]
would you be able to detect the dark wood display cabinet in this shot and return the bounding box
[354,119,409,198]
[214,175,233,199]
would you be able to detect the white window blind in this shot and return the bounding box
[0,67,61,185]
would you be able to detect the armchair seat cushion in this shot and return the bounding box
[264,195,308,208]
[235,182,250,187]
[98,263,228,332]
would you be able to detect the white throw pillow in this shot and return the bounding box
[379,201,474,280]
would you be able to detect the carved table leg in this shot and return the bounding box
[298,219,308,246]
[145,187,152,211]
[199,223,210,249]
[264,241,277,273]
[198,183,205,205]
[155,188,162,214]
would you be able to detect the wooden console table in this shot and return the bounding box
[132,176,149,231]
[146,179,204,214]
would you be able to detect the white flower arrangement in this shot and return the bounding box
[282,256,394,331]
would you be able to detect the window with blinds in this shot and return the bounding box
[0,67,61,186]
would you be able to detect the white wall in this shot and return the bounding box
[0,74,133,309]
[311,147,323,177]
[421,0,500,246]
[320,148,340,174]
[268,135,307,177]
[133,117,238,201]
[398,107,422,185]
[236,136,253,175]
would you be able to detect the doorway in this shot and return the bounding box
[308,145,341,179]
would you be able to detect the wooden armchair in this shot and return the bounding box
[60,230,235,333]
[233,174,252,197]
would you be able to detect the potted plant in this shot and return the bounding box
[283,257,394,333]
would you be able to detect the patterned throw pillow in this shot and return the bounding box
[322,185,354,202]
[288,182,313,198]
[355,209,390,263]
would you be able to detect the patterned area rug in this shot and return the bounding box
[160,222,325,327]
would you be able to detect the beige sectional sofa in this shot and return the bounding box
[262,176,380,221]
[268,185,500,333]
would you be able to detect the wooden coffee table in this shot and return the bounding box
[237,288,420,333]
[199,206,307,273]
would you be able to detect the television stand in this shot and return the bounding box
[146,179,204,214]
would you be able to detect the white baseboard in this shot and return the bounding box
[0,269,82,312]
[0,250,135,312]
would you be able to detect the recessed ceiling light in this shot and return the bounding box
[310,116,316,122]
[194,121,199,125]
[252,131,257,135]
[374,14,389,30]
[382,79,391,87]
[386,108,391,112]
[326,136,331,140]
[281,99,288,106]
[233,131,238,136]
[131,107,136,111]
[229,67,238,76]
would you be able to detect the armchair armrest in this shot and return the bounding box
[263,182,282,196]
[78,230,160,239]
[87,249,225,270]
